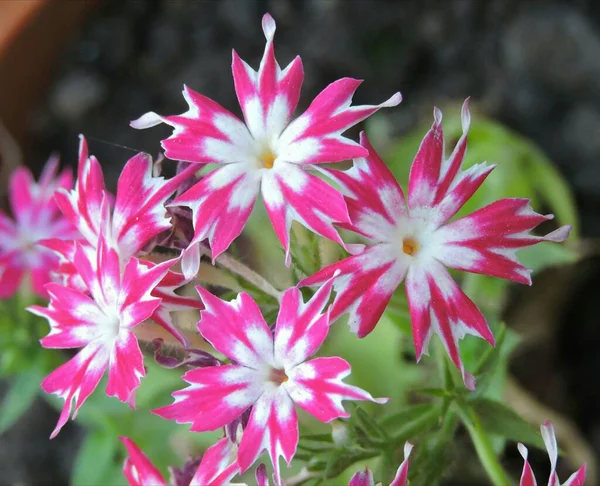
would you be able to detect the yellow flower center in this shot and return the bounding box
[402,237,420,256]
[260,150,277,169]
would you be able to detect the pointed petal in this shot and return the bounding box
[407,107,444,209]
[435,198,571,286]
[274,280,334,368]
[316,132,407,240]
[262,162,349,265]
[279,78,401,165]
[348,468,375,486]
[106,331,145,406]
[190,436,240,486]
[286,356,388,423]
[390,442,414,486]
[153,365,264,432]
[175,164,261,262]
[300,244,407,337]
[197,289,275,368]
[405,261,494,390]
[41,342,109,438]
[237,389,298,486]
[120,437,167,486]
[232,13,304,140]
[32,283,106,349]
[157,85,256,165]
[518,443,538,486]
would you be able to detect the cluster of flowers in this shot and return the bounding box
[0,12,585,486]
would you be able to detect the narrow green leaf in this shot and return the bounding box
[471,398,545,449]
[0,365,43,433]
[379,402,439,430]
[71,430,119,486]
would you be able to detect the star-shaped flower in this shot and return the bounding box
[519,421,586,486]
[29,211,175,438]
[154,278,386,486]
[46,136,202,345]
[0,156,77,297]
[131,13,401,278]
[301,100,571,389]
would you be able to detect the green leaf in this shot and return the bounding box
[379,402,441,446]
[517,243,578,274]
[71,430,119,486]
[0,364,43,433]
[471,398,544,449]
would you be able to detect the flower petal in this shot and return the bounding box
[197,289,275,368]
[405,260,494,390]
[120,437,167,486]
[175,164,261,271]
[106,330,145,406]
[190,436,240,486]
[153,365,264,432]
[300,244,407,337]
[262,162,349,265]
[435,198,571,285]
[274,280,334,368]
[237,388,298,486]
[286,356,388,423]
[41,342,109,438]
[279,78,401,165]
[390,442,414,486]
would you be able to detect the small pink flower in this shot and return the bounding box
[131,13,401,277]
[154,279,387,486]
[0,156,77,297]
[349,442,413,486]
[519,421,586,486]
[29,214,175,438]
[301,100,571,389]
[46,136,202,345]
[120,437,167,486]
[121,435,264,486]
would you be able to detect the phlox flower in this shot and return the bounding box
[120,435,268,486]
[28,211,175,438]
[0,155,77,297]
[45,136,202,345]
[349,442,413,486]
[154,278,387,486]
[301,100,571,389]
[519,421,586,486]
[131,13,401,278]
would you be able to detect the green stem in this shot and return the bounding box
[455,400,511,486]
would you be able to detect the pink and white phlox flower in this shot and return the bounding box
[519,421,586,486]
[154,279,387,486]
[349,442,413,486]
[131,13,401,277]
[29,216,175,438]
[121,435,266,486]
[47,136,202,345]
[0,156,77,297]
[301,100,571,389]
[120,437,168,486]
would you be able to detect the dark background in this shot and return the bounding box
[1,0,600,484]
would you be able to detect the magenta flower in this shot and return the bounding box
[131,13,401,277]
[349,442,413,486]
[301,101,570,389]
[120,437,167,486]
[519,421,586,486]
[0,156,76,298]
[47,136,202,345]
[29,217,175,438]
[120,435,267,486]
[154,279,387,486]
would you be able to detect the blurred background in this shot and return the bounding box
[1,0,600,484]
